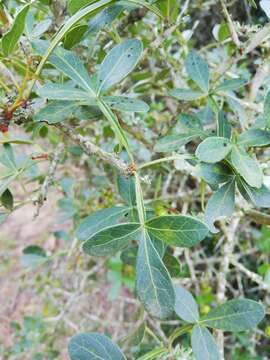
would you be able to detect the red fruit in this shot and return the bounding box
[0,123,9,133]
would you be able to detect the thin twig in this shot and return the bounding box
[55,123,130,175]
[230,258,270,292]
[220,0,241,48]
[34,143,64,218]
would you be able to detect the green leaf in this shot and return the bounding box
[34,101,81,124]
[163,253,181,277]
[0,144,17,170]
[264,89,270,128]
[82,223,141,256]
[88,5,123,34]
[154,132,200,152]
[121,322,146,347]
[34,44,96,95]
[32,0,161,92]
[197,162,233,189]
[2,4,30,56]
[215,78,247,92]
[231,146,262,188]
[248,0,257,8]
[97,98,133,157]
[37,84,94,103]
[76,206,130,241]
[237,177,270,208]
[200,299,265,331]
[21,245,48,269]
[145,215,209,248]
[196,137,232,163]
[120,245,138,266]
[50,48,96,95]
[0,188,14,210]
[104,96,149,112]
[117,175,136,205]
[0,138,33,145]
[191,325,220,360]
[63,24,88,49]
[185,51,210,93]
[68,0,97,14]
[27,18,52,40]
[174,285,199,323]
[238,128,270,147]
[0,174,17,197]
[227,97,247,129]
[178,113,203,131]
[205,180,235,233]
[97,39,143,93]
[217,111,231,139]
[136,230,175,319]
[126,0,162,18]
[169,88,204,101]
[68,332,126,360]
[32,0,117,84]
